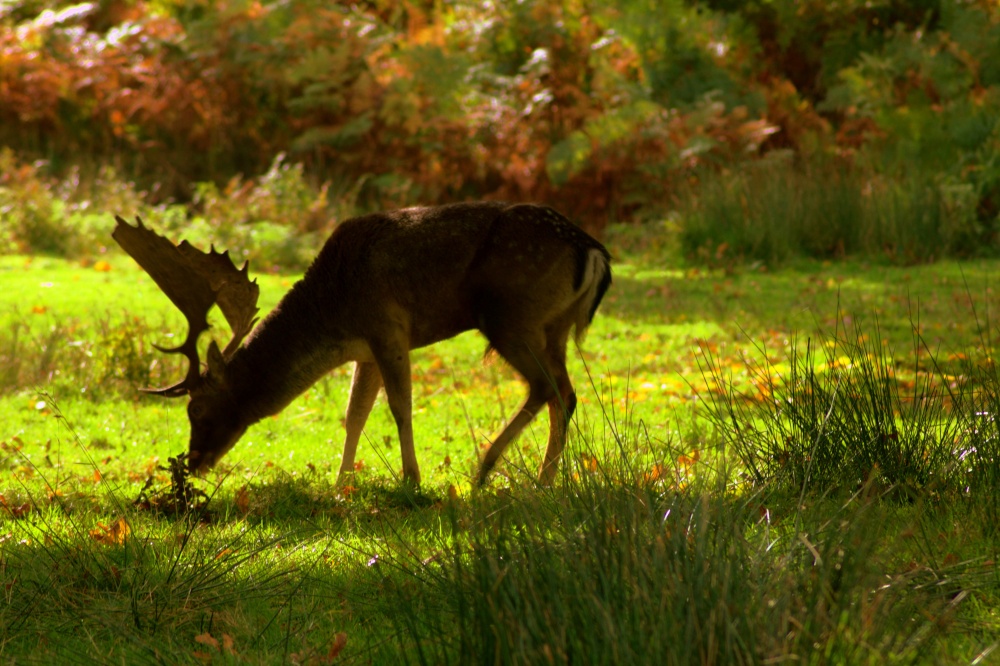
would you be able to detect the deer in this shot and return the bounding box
[113,201,612,486]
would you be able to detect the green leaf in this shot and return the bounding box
[546,132,592,186]
[291,113,374,152]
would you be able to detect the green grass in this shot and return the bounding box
[678,160,993,266]
[5,223,1000,662]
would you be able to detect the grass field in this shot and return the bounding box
[4,219,1000,663]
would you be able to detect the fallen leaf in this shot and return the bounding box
[94,260,112,272]
[90,517,130,545]
[235,485,250,514]
[644,463,665,483]
[678,450,701,469]
[195,632,220,651]
[327,632,347,661]
[10,503,32,519]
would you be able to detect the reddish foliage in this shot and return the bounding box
[3,0,996,231]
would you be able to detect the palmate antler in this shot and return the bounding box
[112,215,260,396]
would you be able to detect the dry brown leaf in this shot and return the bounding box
[327,632,348,661]
[10,503,32,519]
[235,485,250,514]
[194,632,220,651]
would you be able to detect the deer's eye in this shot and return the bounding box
[188,402,206,420]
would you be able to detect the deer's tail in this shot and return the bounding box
[573,246,612,343]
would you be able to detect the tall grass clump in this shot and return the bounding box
[702,315,962,497]
[679,160,990,267]
[349,418,956,664]
[954,334,1000,538]
[700,306,1000,523]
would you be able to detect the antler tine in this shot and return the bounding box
[176,240,260,359]
[145,336,203,396]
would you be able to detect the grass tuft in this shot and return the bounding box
[680,161,992,267]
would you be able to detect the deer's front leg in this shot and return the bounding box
[372,341,420,485]
[337,361,383,485]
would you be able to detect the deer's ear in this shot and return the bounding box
[206,340,227,382]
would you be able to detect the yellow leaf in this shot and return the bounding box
[644,463,665,483]
[90,517,130,545]
[94,260,112,272]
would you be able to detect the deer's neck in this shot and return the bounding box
[225,280,351,423]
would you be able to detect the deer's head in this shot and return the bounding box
[112,216,260,473]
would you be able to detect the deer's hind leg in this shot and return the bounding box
[337,361,382,485]
[538,323,576,486]
[477,324,573,486]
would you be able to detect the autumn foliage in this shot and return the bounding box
[2,0,1000,234]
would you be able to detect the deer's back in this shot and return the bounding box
[303,202,607,345]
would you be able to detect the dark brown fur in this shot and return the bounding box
[177,202,611,484]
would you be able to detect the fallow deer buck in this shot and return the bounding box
[113,202,611,485]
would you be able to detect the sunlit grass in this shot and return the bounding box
[5,235,1000,661]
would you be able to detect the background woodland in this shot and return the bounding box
[2,0,999,251]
